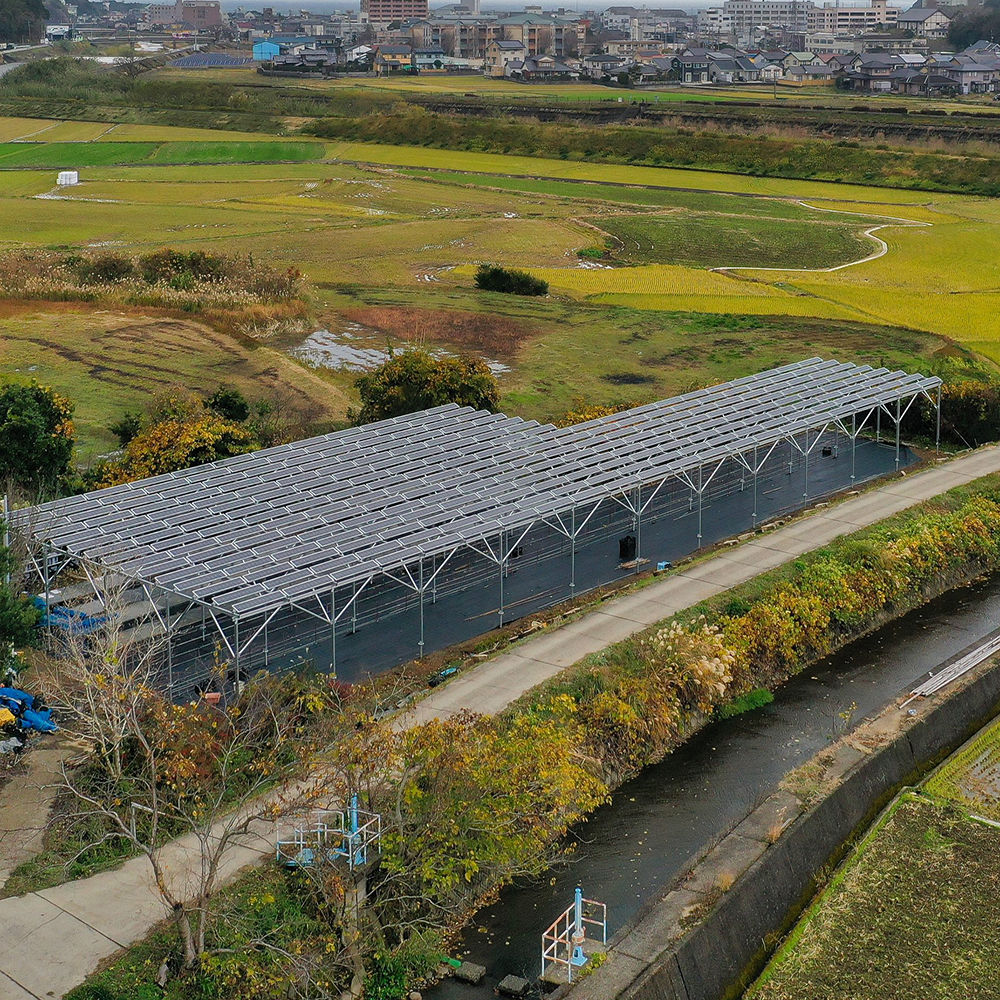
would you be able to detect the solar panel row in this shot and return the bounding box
[20,358,940,617]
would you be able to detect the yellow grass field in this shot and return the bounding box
[0,117,999,369]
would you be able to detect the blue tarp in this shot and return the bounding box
[0,686,58,732]
[31,597,107,635]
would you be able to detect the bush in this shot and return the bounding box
[206,385,250,422]
[352,349,499,424]
[108,410,142,447]
[474,263,548,297]
[716,688,774,720]
[76,254,135,285]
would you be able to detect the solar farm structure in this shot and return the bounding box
[16,358,941,699]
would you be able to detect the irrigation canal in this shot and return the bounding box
[427,572,1000,998]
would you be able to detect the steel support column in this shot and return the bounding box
[498,529,506,628]
[165,599,173,698]
[697,464,703,546]
[570,504,576,596]
[896,399,900,472]
[1,494,9,587]
[936,384,942,454]
[418,558,425,658]
[234,616,241,687]
[634,485,642,575]
[851,413,857,484]
[41,539,50,641]
[803,429,809,500]
[330,588,337,678]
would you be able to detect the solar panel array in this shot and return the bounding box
[21,358,940,618]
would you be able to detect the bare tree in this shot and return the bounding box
[47,579,327,970]
[439,25,457,57]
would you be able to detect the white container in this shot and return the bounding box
[56,170,79,186]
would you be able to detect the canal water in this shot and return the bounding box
[428,573,1000,998]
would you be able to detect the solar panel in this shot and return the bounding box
[18,360,940,617]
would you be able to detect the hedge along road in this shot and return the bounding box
[2,446,1000,1000]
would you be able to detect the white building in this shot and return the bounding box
[808,0,898,34]
[721,0,814,37]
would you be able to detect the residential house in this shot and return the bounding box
[940,54,1000,93]
[672,52,711,82]
[888,68,955,93]
[896,5,952,39]
[580,52,630,78]
[413,46,447,69]
[506,53,579,80]
[374,43,414,72]
[843,51,901,89]
[484,37,525,76]
[780,50,821,70]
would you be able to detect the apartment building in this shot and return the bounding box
[360,0,429,29]
[722,0,814,36]
[808,0,899,34]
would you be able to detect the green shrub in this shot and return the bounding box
[474,263,548,296]
[716,688,775,720]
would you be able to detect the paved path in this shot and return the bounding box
[1,446,999,1000]
[403,446,1000,724]
[0,739,69,887]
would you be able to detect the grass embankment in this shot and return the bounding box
[310,106,1000,197]
[0,247,345,452]
[0,307,343,455]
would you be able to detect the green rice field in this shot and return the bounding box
[0,140,324,169]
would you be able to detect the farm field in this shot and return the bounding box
[152,65,1000,111]
[748,795,1000,1000]
[0,306,344,455]
[0,139,324,168]
[751,716,1000,1000]
[587,213,869,269]
[0,118,997,429]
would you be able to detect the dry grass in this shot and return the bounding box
[766,821,785,845]
[341,305,538,357]
[716,871,736,892]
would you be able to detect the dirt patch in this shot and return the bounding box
[340,305,538,358]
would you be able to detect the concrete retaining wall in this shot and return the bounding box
[566,650,1000,1000]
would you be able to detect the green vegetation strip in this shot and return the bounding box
[312,108,1000,197]
[924,714,1000,821]
[0,140,324,169]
